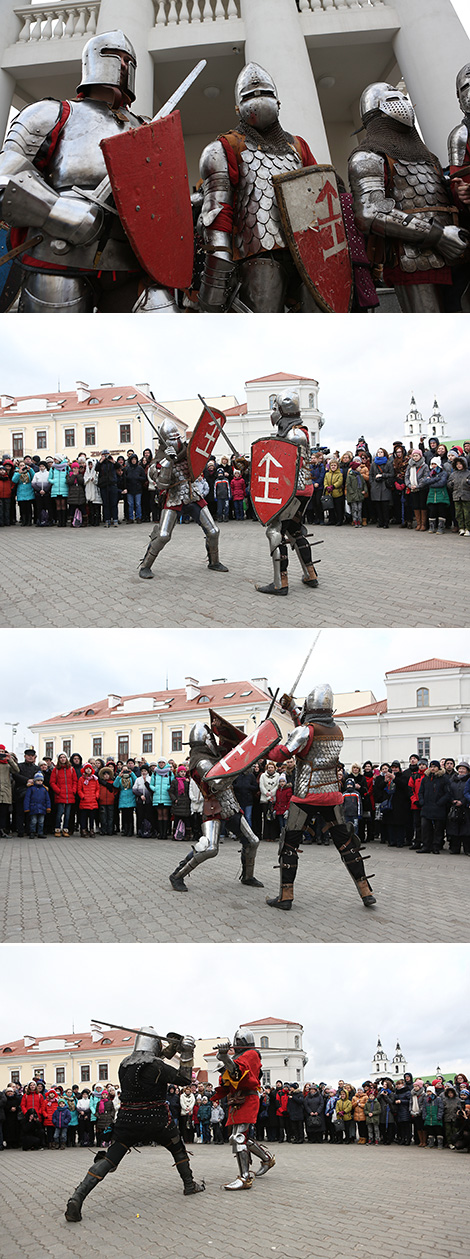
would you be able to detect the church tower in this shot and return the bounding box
[404,396,424,446]
[427,399,446,442]
[371,1037,388,1078]
[390,1041,408,1078]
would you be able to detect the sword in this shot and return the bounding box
[72,59,207,211]
[289,631,321,698]
[91,1019,185,1056]
[0,233,43,267]
[197,394,240,459]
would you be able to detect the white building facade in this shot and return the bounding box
[203,1017,308,1088]
[0,1,468,184]
[370,1037,408,1081]
[337,657,470,767]
[404,397,447,449]
[168,370,324,460]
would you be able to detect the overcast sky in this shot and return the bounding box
[2,627,470,750]
[1,943,468,1083]
[452,0,470,32]
[0,314,468,453]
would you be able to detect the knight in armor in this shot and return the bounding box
[348,82,468,313]
[449,64,470,204]
[212,1030,275,1191]
[266,683,376,912]
[169,719,263,892]
[256,389,319,597]
[0,32,179,313]
[65,1028,204,1222]
[198,63,321,313]
[138,418,228,580]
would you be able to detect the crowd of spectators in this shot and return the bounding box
[2,1073,469,1154]
[1,747,470,855]
[2,434,470,536]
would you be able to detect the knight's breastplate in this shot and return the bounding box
[234,138,301,259]
[286,426,313,493]
[294,726,343,799]
[391,158,453,273]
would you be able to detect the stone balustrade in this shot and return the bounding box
[297,0,386,10]
[152,0,241,25]
[15,3,99,42]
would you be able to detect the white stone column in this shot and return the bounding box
[239,0,330,161]
[0,0,21,143]
[97,0,155,117]
[391,0,470,162]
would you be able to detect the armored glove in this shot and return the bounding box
[435,224,469,262]
[279,693,294,712]
[179,1035,196,1063]
[199,254,236,312]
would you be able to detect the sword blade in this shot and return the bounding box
[289,631,321,698]
[197,394,239,458]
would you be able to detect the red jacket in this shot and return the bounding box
[50,764,77,803]
[213,1048,261,1126]
[230,475,246,501]
[99,777,116,806]
[21,1091,45,1119]
[43,1090,60,1125]
[275,784,292,815]
[0,469,12,498]
[409,770,425,810]
[77,773,100,809]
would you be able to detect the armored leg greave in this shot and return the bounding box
[65,1144,128,1222]
[19,273,94,313]
[225,1126,254,1190]
[247,1137,276,1177]
[163,1129,203,1194]
[198,505,228,571]
[237,813,262,885]
[132,286,179,313]
[266,828,302,910]
[170,817,221,888]
[139,508,177,573]
[329,819,376,906]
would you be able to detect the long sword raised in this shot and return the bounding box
[289,631,321,699]
[197,394,240,459]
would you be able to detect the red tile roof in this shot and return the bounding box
[386,658,470,675]
[239,1017,301,1027]
[33,680,270,728]
[0,386,178,419]
[337,699,388,718]
[246,372,318,384]
[0,1030,135,1055]
[224,403,248,416]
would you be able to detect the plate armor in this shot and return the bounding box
[387,159,454,273]
[448,121,469,168]
[234,139,301,259]
[256,391,318,596]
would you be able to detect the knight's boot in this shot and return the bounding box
[266,883,294,911]
[256,572,289,596]
[169,852,195,891]
[225,1147,254,1191]
[240,829,263,888]
[302,563,319,588]
[339,834,376,906]
[65,1155,114,1222]
[139,522,171,579]
[354,877,376,907]
[248,1139,276,1177]
[205,529,228,572]
[171,1138,206,1196]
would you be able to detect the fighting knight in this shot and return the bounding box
[65,1027,204,1222]
[449,64,470,203]
[266,683,376,912]
[169,718,263,893]
[198,62,320,312]
[0,31,180,312]
[213,1029,275,1191]
[255,388,319,597]
[139,418,228,579]
[348,82,467,312]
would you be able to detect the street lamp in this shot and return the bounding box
[5,723,19,754]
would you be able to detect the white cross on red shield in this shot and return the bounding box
[205,718,282,782]
[187,406,227,481]
[274,164,353,312]
[250,438,300,526]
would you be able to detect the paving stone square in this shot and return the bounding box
[0,834,468,943]
[1,1142,468,1259]
[0,519,468,628]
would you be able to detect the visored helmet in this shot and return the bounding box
[233,1028,255,1048]
[360,82,415,130]
[457,64,470,114]
[302,682,334,723]
[156,417,184,457]
[189,723,218,755]
[235,62,280,131]
[277,389,300,417]
[78,31,137,103]
[134,1026,162,1055]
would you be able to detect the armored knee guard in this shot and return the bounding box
[170,819,220,889]
[237,813,263,886]
[225,1128,253,1190]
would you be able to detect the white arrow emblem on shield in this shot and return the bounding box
[254,452,284,506]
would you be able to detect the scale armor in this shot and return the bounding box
[389,159,454,272]
[292,728,343,800]
[282,424,312,492]
[235,139,301,259]
[159,458,206,506]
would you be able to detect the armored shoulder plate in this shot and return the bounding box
[448,121,469,167]
[2,99,64,161]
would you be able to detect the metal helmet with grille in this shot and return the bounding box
[156,417,184,457]
[457,64,470,113]
[233,1028,255,1049]
[360,82,415,130]
[235,63,280,131]
[78,31,137,102]
[302,682,334,723]
[189,722,215,749]
[134,1027,162,1055]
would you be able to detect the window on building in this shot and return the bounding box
[142,733,153,755]
[56,1067,65,1085]
[263,1069,271,1085]
[120,424,131,444]
[417,688,429,707]
[80,1065,90,1082]
[98,1063,109,1082]
[62,740,71,757]
[45,741,54,760]
[92,738,102,758]
[417,738,431,760]
[12,433,24,457]
[296,1069,301,1082]
[11,1070,20,1084]
[36,431,47,450]
[85,427,96,446]
[118,736,129,759]
[294,1036,300,1048]
[34,1068,45,1079]
[309,393,315,408]
[269,395,276,408]
[171,730,183,752]
[64,428,75,448]
[260,1036,269,1049]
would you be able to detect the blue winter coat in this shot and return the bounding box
[52,1105,71,1128]
[48,465,69,498]
[394,1087,412,1122]
[12,469,34,500]
[24,784,51,814]
[113,772,136,808]
[150,766,173,806]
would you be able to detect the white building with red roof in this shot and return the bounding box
[167,371,324,460]
[336,658,470,767]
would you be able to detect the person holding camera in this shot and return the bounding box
[0,745,20,837]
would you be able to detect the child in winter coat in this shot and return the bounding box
[98,766,116,835]
[0,459,13,527]
[84,458,102,526]
[77,763,100,835]
[364,1095,381,1144]
[31,461,51,526]
[274,773,292,836]
[23,772,51,837]
[113,769,136,836]
[230,469,246,520]
[12,464,34,525]
[345,458,367,526]
[52,1099,71,1148]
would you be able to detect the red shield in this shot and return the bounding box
[100,111,193,288]
[274,165,353,313]
[209,708,245,753]
[187,407,227,481]
[250,438,300,527]
[205,718,282,782]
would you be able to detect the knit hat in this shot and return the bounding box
[33,772,44,782]
[351,457,361,468]
[430,457,440,468]
[429,760,441,768]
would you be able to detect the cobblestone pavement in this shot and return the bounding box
[1,1142,468,1259]
[0,519,467,628]
[1,835,468,943]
